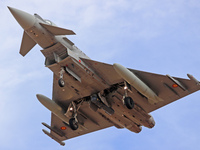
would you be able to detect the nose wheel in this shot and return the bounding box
[58,78,65,87]
[58,67,65,87]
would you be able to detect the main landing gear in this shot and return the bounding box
[65,101,84,131]
[123,82,134,109]
[62,117,79,130]
[69,118,79,130]
[124,96,134,109]
[69,104,79,130]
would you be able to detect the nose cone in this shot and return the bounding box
[8,6,35,30]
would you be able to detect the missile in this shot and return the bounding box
[187,74,200,85]
[36,94,69,124]
[113,63,162,104]
[42,129,65,146]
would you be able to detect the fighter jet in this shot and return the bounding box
[8,7,200,146]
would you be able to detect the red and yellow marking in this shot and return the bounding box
[60,126,67,130]
[172,84,178,88]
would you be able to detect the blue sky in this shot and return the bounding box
[1,0,200,150]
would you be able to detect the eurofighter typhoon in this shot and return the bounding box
[8,7,200,146]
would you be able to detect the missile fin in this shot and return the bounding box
[42,129,65,146]
[20,31,36,56]
[42,122,65,137]
[40,23,76,35]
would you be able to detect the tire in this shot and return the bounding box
[58,78,65,87]
[124,97,134,109]
[69,118,78,130]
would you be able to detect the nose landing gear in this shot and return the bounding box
[58,78,65,87]
[58,67,65,87]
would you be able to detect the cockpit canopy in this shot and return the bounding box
[44,19,57,26]
[44,20,52,25]
[34,13,56,26]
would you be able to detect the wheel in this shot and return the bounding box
[58,78,65,87]
[124,97,134,109]
[69,118,78,130]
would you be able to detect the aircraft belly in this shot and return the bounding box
[51,56,110,103]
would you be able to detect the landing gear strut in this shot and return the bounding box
[123,82,134,109]
[58,67,65,87]
[65,101,84,131]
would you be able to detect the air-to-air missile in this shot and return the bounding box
[187,74,200,85]
[42,129,65,146]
